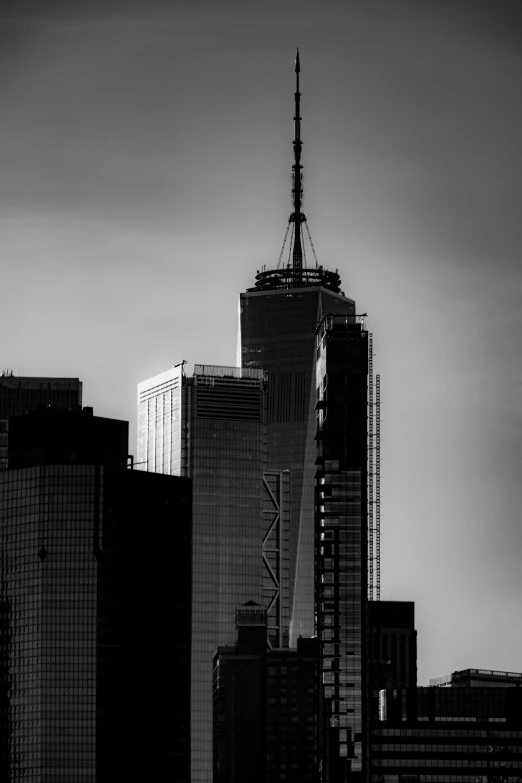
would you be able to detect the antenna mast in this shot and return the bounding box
[249,51,343,295]
[291,48,304,284]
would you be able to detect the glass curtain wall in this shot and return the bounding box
[239,285,355,646]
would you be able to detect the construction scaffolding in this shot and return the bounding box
[368,335,381,602]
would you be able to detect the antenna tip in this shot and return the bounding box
[295,48,300,73]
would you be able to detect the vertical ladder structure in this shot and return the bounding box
[367,337,381,602]
[368,334,374,600]
[375,373,381,600]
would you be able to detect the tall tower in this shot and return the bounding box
[137,364,283,782]
[315,315,370,781]
[238,51,356,645]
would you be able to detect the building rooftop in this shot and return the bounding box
[248,265,343,294]
[430,668,522,687]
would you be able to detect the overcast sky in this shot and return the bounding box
[2,0,522,684]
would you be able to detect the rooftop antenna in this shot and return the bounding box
[251,51,342,294]
[277,50,320,277]
[291,48,304,283]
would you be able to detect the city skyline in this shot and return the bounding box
[2,0,522,688]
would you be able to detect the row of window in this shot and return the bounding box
[377,728,519,738]
[374,759,522,769]
[373,743,522,753]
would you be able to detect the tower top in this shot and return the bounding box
[247,51,343,295]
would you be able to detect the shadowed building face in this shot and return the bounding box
[0,408,192,782]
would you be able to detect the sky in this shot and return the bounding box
[1,0,522,685]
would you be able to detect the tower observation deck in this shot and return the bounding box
[248,50,343,295]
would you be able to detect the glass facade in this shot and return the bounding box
[239,285,355,646]
[0,465,98,783]
[315,316,370,781]
[0,455,192,781]
[0,375,82,469]
[137,364,268,783]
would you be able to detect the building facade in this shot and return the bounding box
[430,669,522,689]
[239,285,355,648]
[372,683,522,782]
[213,602,319,783]
[137,364,282,781]
[369,601,417,693]
[0,374,82,469]
[0,408,192,782]
[315,314,371,782]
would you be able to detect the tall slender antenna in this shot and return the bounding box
[253,51,343,295]
[291,48,304,280]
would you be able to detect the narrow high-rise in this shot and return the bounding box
[238,51,356,646]
[315,314,371,781]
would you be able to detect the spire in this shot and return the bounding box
[291,47,304,276]
[248,49,344,294]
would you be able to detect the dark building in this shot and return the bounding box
[369,601,417,693]
[371,681,522,782]
[315,313,371,781]
[0,373,82,468]
[0,407,191,782]
[213,602,320,783]
[137,364,279,781]
[265,637,319,783]
[8,405,128,469]
[213,603,267,783]
[238,52,355,650]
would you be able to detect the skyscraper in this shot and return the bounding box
[238,51,356,646]
[315,314,371,781]
[137,363,279,782]
[0,373,82,469]
[0,407,192,782]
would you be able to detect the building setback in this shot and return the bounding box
[0,407,191,782]
[137,364,286,782]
